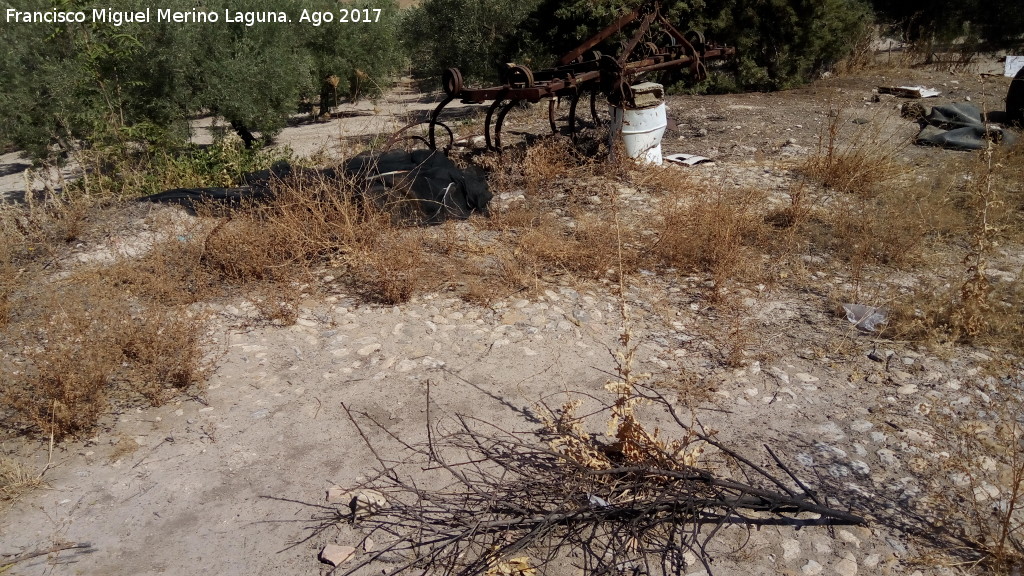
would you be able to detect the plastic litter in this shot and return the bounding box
[841,303,888,332]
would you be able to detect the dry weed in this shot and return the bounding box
[512,211,635,280]
[0,457,42,501]
[802,106,908,197]
[906,380,1024,574]
[2,278,211,437]
[650,184,768,284]
[886,145,1024,350]
[349,231,429,305]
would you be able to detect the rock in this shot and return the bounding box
[782,538,801,561]
[896,384,918,395]
[836,552,858,576]
[319,544,356,566]
[801,559,823,575]
[817,422,846,442]
[769,367,790,384]
[357,343,382,356]
[326,484,349,504]
[850,460,870,475]
[363,537,374,552]
[850,420,873,433]
[351,489,387,518]
[838,529,861,548]
[863,554,881,569]
[877,449,900,469]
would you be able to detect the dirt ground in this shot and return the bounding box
[1,62,1022,576]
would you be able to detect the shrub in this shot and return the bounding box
[0,0,405,160]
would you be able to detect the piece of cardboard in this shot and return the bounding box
[878,85,941,98]
[664,153,712,166]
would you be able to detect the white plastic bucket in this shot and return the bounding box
[609,101,667,165]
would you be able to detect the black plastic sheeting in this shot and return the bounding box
[1008,65,1024,126]
[914,102,1018,151]
[140,149,491,225]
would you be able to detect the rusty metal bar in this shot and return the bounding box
[558,9,639,66]
[484,97,506,150]
[428,94,455,150]
[617,11,658,66]
[493,100,519,150]
[408,0,735,152]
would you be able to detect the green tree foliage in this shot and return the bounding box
[404,0,872,91]
[402,0,544,84]
[0,0,404,159]
[304,0,404,99]
[693,0,874,89]
[870,0,1024,51]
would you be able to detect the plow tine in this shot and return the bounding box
[429,95,455,150]
[484,98,506,151]
[568,89,582,142]
[589,88,602,127]
[548,99,558,134]
[494,100,519,151]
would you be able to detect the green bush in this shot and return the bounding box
[402,0,544,84]
[870,0,1024,53]
[0,0,405,161]
[403,0,873,91]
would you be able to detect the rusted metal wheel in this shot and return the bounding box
[506,65,534,88]
[442,68,463,97]
[685,30,706,54]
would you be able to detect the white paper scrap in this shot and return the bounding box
[665,153,713,166]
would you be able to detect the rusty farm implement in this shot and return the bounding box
[393,1,735,152]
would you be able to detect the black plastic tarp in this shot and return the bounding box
[914,102,1018,151]
[140,150,491,225]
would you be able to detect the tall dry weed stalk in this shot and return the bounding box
[543,208,706,472]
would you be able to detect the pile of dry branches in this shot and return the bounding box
[314,373,863,576]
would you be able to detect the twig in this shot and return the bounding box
[0,542,95,568]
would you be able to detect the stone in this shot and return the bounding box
[357,343,382,356]
[363,537,374,552]
[877,449,900,469]
[351,489,387,518]
[836,552,858,576]
[770,367,790,383]
[817,422,846,442]
[326,484,349,504]
[862,554,881,569]
[782,538,801,560]
[850,460,870,475]
[319,544,356,566]
[896,384,918,395]
[801,559,823,575]
[838,530,861,548]
[850,420,873,433]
